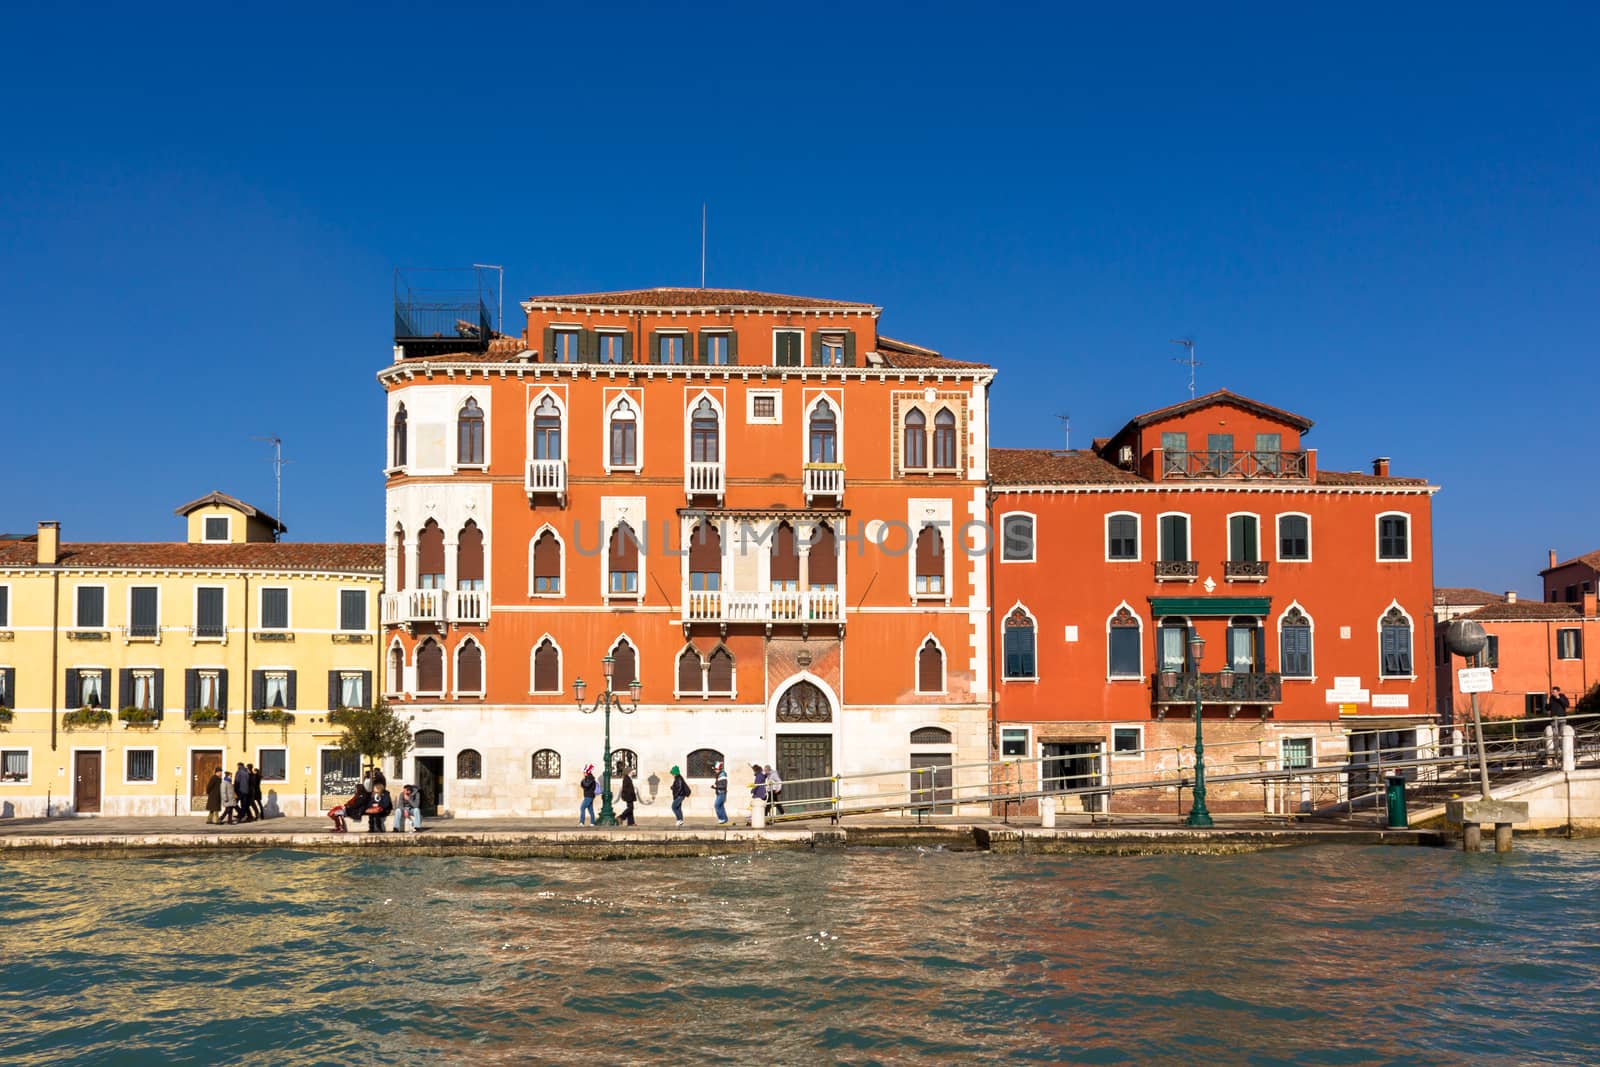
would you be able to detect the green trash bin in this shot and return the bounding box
[1385,776,1408,829]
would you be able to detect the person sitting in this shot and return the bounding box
[366,784,394,833]
[394,784,422,833]
[329,783,371,833]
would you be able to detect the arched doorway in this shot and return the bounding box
[771,676,836,814]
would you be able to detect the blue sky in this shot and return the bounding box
[2,2,1595,594]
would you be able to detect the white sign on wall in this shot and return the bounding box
[1326,676,1370,704]
[1458,667,1493,694]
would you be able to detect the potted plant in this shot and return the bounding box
[0,707,13,726]
[249,708,295,726]
[63,706,112,729]
[118,706,160,727]
[189,706,222,728]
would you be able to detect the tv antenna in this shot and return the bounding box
[251,435,289,542]
[1169,338,1199,398]
[1055,413,1071,451]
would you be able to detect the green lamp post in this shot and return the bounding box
[1186,632,1215,828]
[574,654,640,827]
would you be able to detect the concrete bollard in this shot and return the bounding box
[1463,823,1482,852]
[1495,822,1514,853]
[751,801,766,829]
[1040,794,1057,829]
[1563,725,1576,773]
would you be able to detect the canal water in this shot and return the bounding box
[2,841,1598,1065]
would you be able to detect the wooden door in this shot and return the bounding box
[190,750,223,810]
[415,756,443,817]
[909,754,954,814]
[776,735,831,814]
[74,751,102,813]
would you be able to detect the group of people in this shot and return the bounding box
[204,763,265,824]
[327,766,422,833]
[580,760,784,827]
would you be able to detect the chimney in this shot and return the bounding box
[1372,457,1390,478]
[1549,548,1558,569]
[1585,591,1597,618]
[1505,591,1517,604]
[36,521,59,566]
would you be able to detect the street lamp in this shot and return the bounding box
[574,654,640,826]
[1186,632,1214,828]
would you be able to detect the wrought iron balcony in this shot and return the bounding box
[1224,560,1269,582]
[1161,450,1309,481]
[1154,560,1199,582]
[526,459,567,503]
[685,461,724,501]
[1154,670,1283,705]
[684,589,842,629]
[804,463,845,504]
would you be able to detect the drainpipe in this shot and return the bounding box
[49,568,60,752]
[242,573,250,756]
[984,378,997,756]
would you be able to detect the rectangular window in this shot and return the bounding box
[1378,515,1409,560]
[1228,624,1257,671]
[1278,515,1310,560]
[1381,625,1412,677]
[1228,515,1259,562]
[815,332,846,366]
[1000,728,1029,757]
[129,586,159,638]
[0,668,10,706]
[126,749,155,782]
[609,570,638,595]
[774,330,803,367]
[132,669,157,711]
[204,516,229,542]
[535,574,560,594]
[263,671,290,708]
[260,588,289,630]
[339,590,367,632]
[79,669,106,707]
[1255,433,1282,474]
[658,333,685,364]
[1566,585,1577,602]
[705,333,729,365]
[1112,727,1142,755]
[1,750,29,782]
[551,328,580,363]
[1280,625,1312,677]
[1207,433,1234,475]
[1108,627,1142,678]
[1281,738,1313,770]
[1161,431,1186,455]
[753,395,776,419]
[76,586,105,628]
[1526,693,1548,717]
[598,332,628,364]
[1107,515,1138,560]
[196,587,225,638]
[1159,515,1189,562]
[258,748,288,782]
[1557,628,1582,660]
[198,670,221,711]
[339,672,367,708]
[689,572,722,592]
[915,574,945,595]
[0,585,8,627]
[1471,635,1499,670]
[1159,625,1188,671]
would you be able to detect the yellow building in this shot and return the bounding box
[0,493,382,818]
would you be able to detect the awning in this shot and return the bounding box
[1148,596,1271,618]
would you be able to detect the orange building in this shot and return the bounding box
[1442,589,1597,722]
[379,288,995,816]
[1542,548,1600,605]
[989,391,1438,812]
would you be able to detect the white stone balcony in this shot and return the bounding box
[382,589,489,628]
[684,588,842,629]
[452,589,488,624]
[685,461,724,501]
[804,463,845,504]
[526,459,567,503]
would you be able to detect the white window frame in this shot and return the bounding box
[914,634,948,695]
[526,388,569,467]
[1226,511,1262,562]
[202,514,232,543]
[747,389,782,425]
[453,638,486,698]
[801,390,844,469]
[1376,511,1412,562]
[1556,628,1581,661]
[1104,511,1141,562]
[1276,601,1316,681]
[705,643,737,699]
[255,746,289,783]
[772,328,806,365]
[530,633,563,695]
[1280,735,1316,771]
[815,329,849,367]
[1106,601,1144,681]
[413,638,446,698]
[385,637,407,697]
[929,405,961,472]
[684,390,726,470]
[595,326,629,364]
[1377,600,1417,681]
[603,391,644,473]
[0,746,32,785]
[336,587,369,633]
[674,644,707,700]
[196,668,223,713]
[0,662,12,706]
[605,520,643,602]
[999,725,1032,758]
[1275,512,1313,562]
[453,395,490,470]
[999,511,1036,564]
[130,668,159,712]
[1110,725,1144,759]
[912,521,951,602]
[548,324,581,363]
[76,667,109,708]
[73,584,109,630]
[606,633,641,689]
[192,585,227,642]
[528,525,566,599]
[261,669,292,709]
[125,585,162,640]
[389,401,408,474]
[122,746,158,785]
[258,586,292,632]
[1156,511,1192,562]
[655,328,689,365]
[1001,601,1039,683]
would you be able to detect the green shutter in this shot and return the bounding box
[843,329,856,367]
[542,326,554,361]
[726,330,739,364]
[809,329,825,367]
[621,332,634,364]
[579,329,598,361]
[683,329,695,365]
[648,330,663,364]
[698,331,710,364]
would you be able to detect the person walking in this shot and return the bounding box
[245,763,264,821]
[619,770,638,826]
[234,763,253,823]
[670,766,690,827]
[220,771,239,825]
[205,768,223,824]
[713,762,729,825]
[1551,686,1571,722]
[579,764,598,826]
[750,764,767,825]
[765,764,784,817]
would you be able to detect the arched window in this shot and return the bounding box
[1158,618,1191,672]
[1280,607,1313,677]
[532,396,562,460]
[392,404,407,468]
[531,637,561,694]
[910,726,952,744]
[1158,514,1190,563]
[776,680,831,722]
[1001,513,1034,562]
[807,522,837,591]
[1378,513,1410,561]
[1278,514,1310,561]
[1228,514,1261,563]
[392,526,406,591]
[531,749,561,779]
[903,408,927,470]
[388,642,404,694]
[457,398,484,465]
[690,398,720,463]
[915,525,945,596]
[1380,606,1413,677]
[707,645,735,696]
[417,520,445,589]
[1107,512,1140,561]
[677,645,704,697]
[610,637,637,689]
[456,749,482,779]
[608,523,639,596]
[686,748,723,777]
[932,408,957,469]
[416,639,444,694]
[611,748,638,778]
[1108,605,1143,678]
[456,638,483,695]
[1004,607,1036,679]
[1227,615,1262,673]
[609,398,638,468]
[415,729,444,748]
[770,522,799,591]
[808,399,837,463]
[917,638,945,693]
[531,530,562,595]
[457,520,484,592]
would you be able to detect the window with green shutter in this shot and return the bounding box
[774,330,803,366]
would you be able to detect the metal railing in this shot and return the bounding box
[685,461,724,498]
[684,588,842,625]
[1154,560,1198,581]
[804,463,845,502]
[1161,449,1309,481]
[1224,560,1269,581]
[1154,670,1283,705]
[526,459,566,498]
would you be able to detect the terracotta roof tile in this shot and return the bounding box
[173,490,284,532]
[0,542,383,572]
[1434,587,1506,606]
[523,287,876,310]
[990,448,1145,486]
[1541,548,1600,575]
[1125,389,1314,432]
[1461,600,1591,622]
[1317,470,1431,487]
[875,341,992,371]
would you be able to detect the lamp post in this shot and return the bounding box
[574,654,640,827]
[1186,633,1214,828]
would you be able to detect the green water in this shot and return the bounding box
[2,841,1598,1064]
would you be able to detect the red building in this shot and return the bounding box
[989,390,1438,812]
[1543,548,1600,606]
